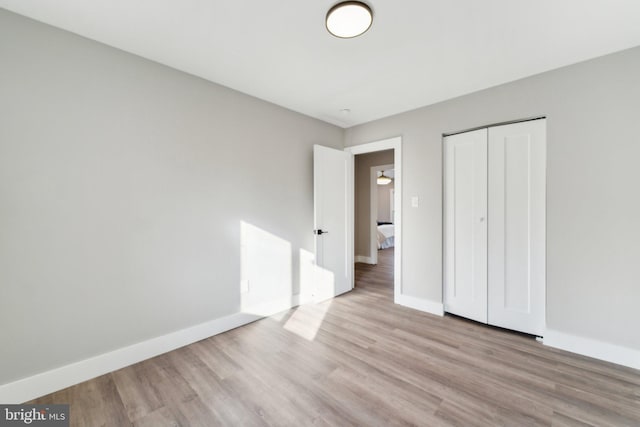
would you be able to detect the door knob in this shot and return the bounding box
[314,229,329,235]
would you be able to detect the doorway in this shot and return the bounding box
[345,137,402,302]
[370,163,394,265]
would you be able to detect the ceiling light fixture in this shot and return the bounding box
[326,1,373,38]
[377,171,392,185]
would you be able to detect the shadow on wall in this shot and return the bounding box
[239,221,333,341]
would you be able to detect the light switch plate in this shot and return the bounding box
[411,196,419,207]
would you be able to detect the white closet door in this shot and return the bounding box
[488,120,546,336]
[444,129,488,324]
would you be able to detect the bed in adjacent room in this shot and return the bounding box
[377,223,394,249]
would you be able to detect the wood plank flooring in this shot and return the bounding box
[31,248,640,426]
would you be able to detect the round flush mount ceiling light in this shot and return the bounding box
[326,1,373,38]
[377,171,392,185]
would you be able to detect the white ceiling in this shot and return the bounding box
[2,1,640,128]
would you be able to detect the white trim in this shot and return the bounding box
[544,329,640,370]
[347,137,400,155]
[354,255,375,264]
[241,294,305,318]
[390,188,395,223]
[396,294,445,317]
[346,136,402,302]
[346,150,355,291]
[0,295,305,404]
[370,163,394,265]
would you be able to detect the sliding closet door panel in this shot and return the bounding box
[488,120,546,336]
[444,129,488,324]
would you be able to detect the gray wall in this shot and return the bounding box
[0,10,342,385]
[345,46,640,350]
[354,150,394,258]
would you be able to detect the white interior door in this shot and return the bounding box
[444,129,488,323]
[488,120,546,336]
[313,145,353,302]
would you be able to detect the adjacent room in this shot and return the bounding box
[354,149,395,281]
[1,1,639,425]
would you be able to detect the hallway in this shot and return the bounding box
[354,247,394,298]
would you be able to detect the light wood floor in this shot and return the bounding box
[32,248,640,426]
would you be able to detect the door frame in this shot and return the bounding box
[345,137,402,302]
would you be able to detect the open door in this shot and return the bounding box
[312,145,353,302]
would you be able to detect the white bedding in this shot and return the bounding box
[377,224,395,249]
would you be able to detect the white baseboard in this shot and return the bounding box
[0,294,304,404]
[240,294,304,318]
[544,329,640,371]
[395,294,444,317]
[355,255,375,264]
